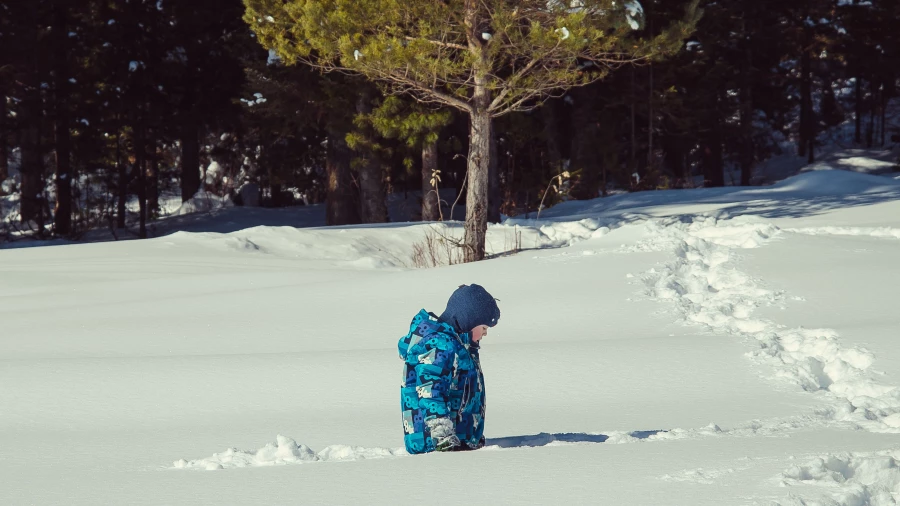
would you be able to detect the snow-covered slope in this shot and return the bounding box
[2,169,900,505]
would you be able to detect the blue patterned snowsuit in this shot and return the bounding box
[398,310,486,454]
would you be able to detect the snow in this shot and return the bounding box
[266,48,281,65]
[241,93,267,107]
[204,160,223,186]
[174,435,404,470]
[3,159,900,504]
[625,0,643,30]
[778,450,900,505]
[172,190,233,216]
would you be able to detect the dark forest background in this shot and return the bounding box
[0,0,897,240]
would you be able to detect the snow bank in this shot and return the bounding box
[155,170,899,273]
[639,215,900,433]
[532,169,900,225]
[173,435,405,470]
[770,170,900,196]
[165,216,619,269]
[785,226,900,240]
[777,450,900,506]
[755,144,898,184]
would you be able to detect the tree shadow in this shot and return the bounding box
[486,430,667,449]
[538,170,900,223]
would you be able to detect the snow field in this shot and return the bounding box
[5,166,900,505]
[171,175,900,480]
[146,171,900,504]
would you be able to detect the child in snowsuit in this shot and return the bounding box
[397,284,501,454]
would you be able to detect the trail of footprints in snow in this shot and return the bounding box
[173,435,406,471]
[638,216,900,434]
[775,448,900,506]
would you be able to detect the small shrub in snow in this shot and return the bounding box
[537,171,572,219]
[410,226,464,268]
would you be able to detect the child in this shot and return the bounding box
[397,284,501,454]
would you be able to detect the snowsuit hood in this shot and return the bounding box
[438,284,500,334]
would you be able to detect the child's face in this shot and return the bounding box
[471,325,489,344]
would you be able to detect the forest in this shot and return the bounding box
[0,0,897,259]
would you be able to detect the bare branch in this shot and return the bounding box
[405,36,468,51]
[488,51,552,112]
[297,54,474,113]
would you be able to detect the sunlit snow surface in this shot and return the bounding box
[3,162,900,504]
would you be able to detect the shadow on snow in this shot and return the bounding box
[486,430,667,449]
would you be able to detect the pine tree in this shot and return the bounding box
[244,0,699,261]
[355,96,453,221]
[7,1,51,229]
[163,0,249,203]
[52,0,73,235]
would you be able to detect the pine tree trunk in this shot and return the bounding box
[355,92,387,224]
[325,124,360,226]
[647,63,654,169]
[855,74,862,144]
[463,0,492,261]
[357,158,387,223]
[701,88,724,187]
[661,131,686,183]
[20,6,43,225]
[799,37,812,159]
[630,67,637,170]
[135,118,147,239]
[115,114,126,229]
[807,123,815,165]
[702,125,724,188]
[541,100,563,173]
[53,1,72,235]
[867,80,875,148]
[880,85,887,147]
[570,87,599,199]
[181,118,200,201]
[20,107,43,224]
[117,117,127,229]
[147,134,159,218]
[421,139,440,221]
[0,96,8,183]
[739,16,754,186]
[464,109,491,262]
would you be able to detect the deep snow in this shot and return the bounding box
[2,159,900,505]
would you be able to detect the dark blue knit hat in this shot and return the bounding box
[439,284,501,334]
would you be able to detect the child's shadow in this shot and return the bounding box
[485,430,666,448]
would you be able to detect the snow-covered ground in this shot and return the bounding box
[2,160,900,504]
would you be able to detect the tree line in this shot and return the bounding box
[0,0,897,260]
